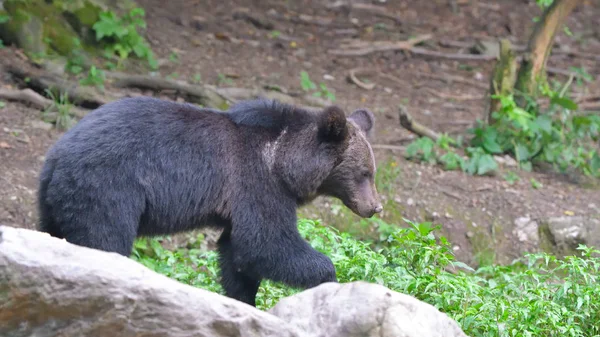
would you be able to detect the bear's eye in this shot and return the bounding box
[361,171,371,178]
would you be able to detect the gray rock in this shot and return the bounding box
[0,225,302,337]
[513,216,539,245]
[269,282,469,337]
[542,216,600,256]
[0,226,470,337]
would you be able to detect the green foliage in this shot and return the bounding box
[471,81,600,177]
[0,101,6,109]
[535,0,554,8]
[406,137,436,164]
[463,147,498,176]
[79,65,105,90]
[404,134,499,176]
[92,7,157,69]
[131,234,223,294]
[191,73,202,84]
[43,89,73,130]
[0,13,10,23]
[217,73,233,85]
[0,12,9,47]
[504,171,520,185]
[132,218,600,337]
[299,71,335,102]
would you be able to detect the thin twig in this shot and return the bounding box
[409,47,497,61]
[326,2,405,25]
[424,87,486,101]
[409,71,489,90]
[348,68,376,90]
[371,144,406,151]
[442,189,463,200]
[329,34,433,56]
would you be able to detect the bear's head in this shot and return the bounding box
[316,106,383,218]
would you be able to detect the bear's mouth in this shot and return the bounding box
[344,198,376,218]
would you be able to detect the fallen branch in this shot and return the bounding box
[442,189,463,201]
[398,105,442,142]
[107,72,230,108]
[408,47,497,61]
[348,68,376,90]
[232,8,275,30]
[0,88,52,110]
[107,73,330,109]
[573,94,600,103]
[215,87,330,108]
[329,34,432,56]
[326,2,405,25]
[371,144,406,152]
[578,101,600,110]
[6,65,111,109]
[410,71,489,90]
[267,11,348,28]
[424,87,486,101]
[0,88,88,119]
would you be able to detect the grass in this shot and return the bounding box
[131,217,600,337]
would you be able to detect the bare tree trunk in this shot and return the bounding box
[487,39,518,124]
[514,0,582,101]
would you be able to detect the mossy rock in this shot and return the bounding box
[0,0,138,61]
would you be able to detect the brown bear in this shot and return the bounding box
[37,96,382,306]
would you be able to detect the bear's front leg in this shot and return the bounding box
[229,208,338,299]
[217,227,262,306]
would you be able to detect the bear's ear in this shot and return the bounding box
[318,105,348,142]
[348,109,375,137]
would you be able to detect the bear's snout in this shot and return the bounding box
[374,204,383,213]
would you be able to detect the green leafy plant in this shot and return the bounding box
[530,177,543,189]
[217,73,233,85]
[470,83,600,177]
[92,7,158,69]
[0,13,10,24]
[79,65,106,90]
[300,71,335,102]
[504,171,520,185]
[133,217,600,337]
[43,89,74,130]
[191,73,202,84]
[405,137,436,164]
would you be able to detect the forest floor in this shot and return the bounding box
[1,0,599,267]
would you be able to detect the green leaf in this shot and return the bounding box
[0,101,5,109]
[482,132,502,154]
[515,143,531,162]
[590,151,600,176]
[0,14,10,24]
[551,96,578,111]
[300,71,316,91]
[534,115,553,134]
[476,154,498,175]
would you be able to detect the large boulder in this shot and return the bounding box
[539,216,600,257]
[0,225,469,337]
[269,281,468,337]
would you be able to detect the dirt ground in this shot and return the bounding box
[1,0,599,266]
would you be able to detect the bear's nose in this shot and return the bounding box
[374,204,383,213]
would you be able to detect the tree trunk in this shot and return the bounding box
[514,0,583,102]
[487,39,518,124]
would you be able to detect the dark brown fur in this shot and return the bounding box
[37,97,382,306]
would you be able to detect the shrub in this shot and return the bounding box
[132,218,600,337]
